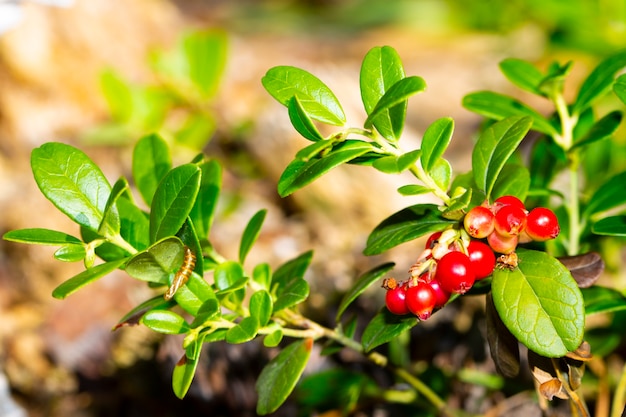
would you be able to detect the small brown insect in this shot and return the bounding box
[164,246,196,300]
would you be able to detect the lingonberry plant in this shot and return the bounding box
[5,45,626,416]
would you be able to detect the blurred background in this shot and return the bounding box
[0,1,625,416]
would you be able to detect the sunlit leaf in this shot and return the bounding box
[142,310,190,334]
[288,96,325,141]
[364,76,426,130]
[361,309,416,352]
[420,117,454,172]
[240,209,267,264]
[132,133,172,206]
[336,262,395,322]
[52,258,128,299]
[573,50,626,115]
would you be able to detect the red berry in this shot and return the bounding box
[464,206,495,238]
[526,207,560,241]
[494,205,527,236]
[405,282,437,320]
[467,240,496,279]
[429,279,451,308]
[435,251,475,294]
[487,231,518,254]
[494,195,525,212]
[425,231,442,249]
[385,284,409,315]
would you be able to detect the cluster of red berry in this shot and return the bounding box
[383,196,560,320]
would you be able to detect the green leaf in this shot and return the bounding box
[491,164,530,201]
[277,140,374,197]
[114,295,173,329]
[262,66,346,125]
[491,249,584,357]
[141,310,190,334]
[397,184,431,196]
[172,272,216,316]
[582,286,626,315]
[214,261,246,292]
[273,278,310,312]
[226,316,260,344]
[430,158,452,192]
[573,50,626,115]
[360,46,407,140]
[288,96,324,141]
[273,251,313,293]
[592,216,626,236]
[99,68,133,122]
[250,290,273,326]
[371,150,420,174]
[583,171,626,218]
[614,74,626,105]
[31,142,111,232]
[361,309,416,352]
[499,58,544,95]
[364,76,426,130]
[117,197,150,251]
[263,326,284,347]
[364,204,455,256]
[54,244,86,262]
[183,29,228,98]
[3,228,82,245]
[571,111,623,151]
[336,262,395,322]
[256,339,313,415]
[189,159,221,241]
[149,164,201,243]
[174,113,216,150]
[472,116,532,198]
[294,140,335,160]
[240,209,267,264]
[462,92,558,136]
[172,349,201,399]
[420,117,454,172]
[253,263,272,291]
[132,133,172,206]
[98,177,129,238]
[52,258,128,299]
[125,237,185,284]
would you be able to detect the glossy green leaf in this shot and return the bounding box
[226,316,260,344]
[361,309,416,352]
[149,164,201,243]
[491,249,584,357]
[571,111,622,151]
[294,140,335,160]
[125,237,185,284]
[172,349,201,399]
[214,261,246,292]
[364,204,455,255]
[273,278,309,312]
[189,159,221,241]
[582,285,626,315]
[190,298,221,328]
[256,338,313,415]
[430,157,452,192]
[288,96,324,141]
[114,295,173,329]
[263,326,284,347]
[183,29,228,98]
[364,76,426,130]
[420,117,454,172]
[614,74,626,105]
[462,92,557,136]
[240,209,267,264]
[441,188,473,220]
[132,133,172,206]
[397,184,431,196]
[98,177,129,238]
[336,262,395,322]
[499,58,544,95]
[172,272,216,316]
[250,290,273,326]
[472,116,532,198]
[117,197,150,251]
[277,140,374,197]
[176,218,203,276]
[262,66,346,125]
[54,244,86,262]
[584,171,626,218]
[592,215,626,236]
[573,50,626,115]
[360,46,406,140]
[273,251,313,294]
[141,310,190,334]
[52,258,128,299]
[372,150,420,174]
[253,263,272,292]
[31,142,111,232]
[491,164,530,201]
[3,228,82,245]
